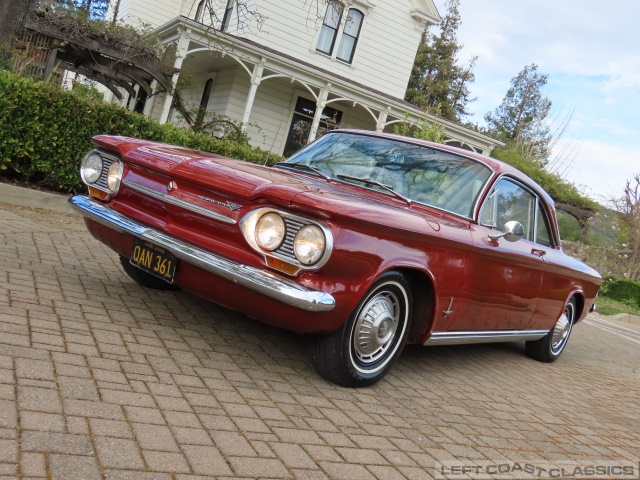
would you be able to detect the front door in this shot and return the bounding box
[451,178,546,331]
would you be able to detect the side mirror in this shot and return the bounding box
[489,220,524,243]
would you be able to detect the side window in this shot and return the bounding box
[536,203,553,247]
[481,179,535,241]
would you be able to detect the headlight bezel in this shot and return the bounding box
[240,208,333,274]
[80,149,124,198]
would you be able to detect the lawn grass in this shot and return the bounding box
[596,296,640,316]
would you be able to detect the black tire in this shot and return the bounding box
[526,298,576,363]
[119,255,180,291]
[312,271,412,387]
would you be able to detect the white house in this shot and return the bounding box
[115,0,500,156]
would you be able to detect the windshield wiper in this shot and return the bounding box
[336,174,411,205]
[274,162,331,181]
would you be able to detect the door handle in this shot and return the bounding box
[531,248,546,258]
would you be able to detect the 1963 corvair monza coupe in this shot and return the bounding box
[70,130,601,387]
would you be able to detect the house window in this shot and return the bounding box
[283,97,343,157]
[195,0,205,22]
[221,0,234,32]
[316,1,343,55]
[336,9,363,63]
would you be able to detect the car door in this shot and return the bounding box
[450,177,547,331]
[525,203,577,330]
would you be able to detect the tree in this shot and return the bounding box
[405,0,476,121]
[0,0,109,48]
[0,0,38,45]
[65,0,111,19]
[485,63,552,163]
[611,175,640,280]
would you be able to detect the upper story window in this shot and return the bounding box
[336,9,363,63]
[221,0,234,32]
[195,0,205,22]
[316,2,365,65]
[316,1,343,55]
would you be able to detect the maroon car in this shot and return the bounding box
[70,130,601,387]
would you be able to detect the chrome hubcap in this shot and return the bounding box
[353,292,399,364]
[551,304,573,354]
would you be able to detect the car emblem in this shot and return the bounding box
[167,181,176,191]
[198,196,242,211]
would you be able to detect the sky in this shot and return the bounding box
[431,0,640,203]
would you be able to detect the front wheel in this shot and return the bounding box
[526,298,576,362]
[312,272,412,387]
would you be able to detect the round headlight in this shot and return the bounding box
[80,152,103,184]
[255,213,285,251]
[107,161,123,192]
[294,225,325,265]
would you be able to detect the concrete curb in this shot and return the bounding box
[608,312,640,326]
[0,182,78,216]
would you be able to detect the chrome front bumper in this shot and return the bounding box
[69,195,336,312]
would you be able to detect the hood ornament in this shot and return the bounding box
[167,181,176,192]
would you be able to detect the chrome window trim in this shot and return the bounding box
[424,329,548,346]
[240,207,334,271]
[478,174,559,247]
[122,180,236,225]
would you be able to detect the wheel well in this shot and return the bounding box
[396,268,436,342]
[571,292,585,322]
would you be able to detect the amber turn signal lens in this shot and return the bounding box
[88,186,109,200]
[266,256,300,276]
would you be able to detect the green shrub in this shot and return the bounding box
[0,71,281,192]
[599,275,640,307]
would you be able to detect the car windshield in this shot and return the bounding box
[284,132,493,217]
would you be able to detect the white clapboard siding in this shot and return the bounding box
[242,0,423,98]
[118,0,179,29]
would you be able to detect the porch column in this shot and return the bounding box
[142,79,158,116]
[376,107,390,132]
[308,83,331,143]
[241,59,265,127]
[159,28,191,124]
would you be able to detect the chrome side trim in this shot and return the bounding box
[123,180,236,225]
[69,195,335,312]
[423,329,548,346]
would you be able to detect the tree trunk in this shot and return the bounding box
[0,0,38,45]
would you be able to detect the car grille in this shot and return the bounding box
[277,217,305,260]
[94,156,117,190]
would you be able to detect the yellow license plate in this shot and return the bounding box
[130,239,177,283]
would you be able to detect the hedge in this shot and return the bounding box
[0,70,281,192]
[599,275,640,307]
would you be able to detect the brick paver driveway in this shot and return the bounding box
[1,202,639,479]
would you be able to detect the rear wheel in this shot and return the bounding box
[119,255,180,291]
[312,272,412,387]
[526,298,576,362]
